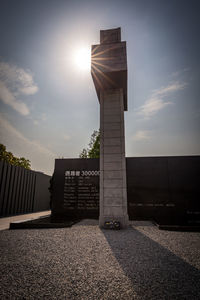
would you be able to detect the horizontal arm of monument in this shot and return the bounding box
[91,41,127,111]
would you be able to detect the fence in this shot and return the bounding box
[0,161,51,217]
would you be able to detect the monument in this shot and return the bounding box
[91,27,129,228]
[50,28,199,228]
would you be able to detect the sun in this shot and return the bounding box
[74,47,91,71]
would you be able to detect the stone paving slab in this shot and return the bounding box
[0,211,51,230]
[9,216,78,229]
[0,220,200,299]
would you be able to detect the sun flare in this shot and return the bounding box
[74,47,91,71]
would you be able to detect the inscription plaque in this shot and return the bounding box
[64,170,99,212]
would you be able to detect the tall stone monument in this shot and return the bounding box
[91,27,129,228]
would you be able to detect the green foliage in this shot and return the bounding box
[0,143,31,169]
[79,148,88,158]
[79,130,100,158]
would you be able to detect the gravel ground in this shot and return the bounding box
[0,220,200,300]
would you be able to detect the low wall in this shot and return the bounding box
[0,161,51,217]
[127,156,200,224]
[51,156,200,224]
[51,158,99,221]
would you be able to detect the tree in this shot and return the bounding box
[79,130,100,158]
[0,143,31,169]
[79,148,88,158]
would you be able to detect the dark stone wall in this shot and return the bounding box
[34,172,51,212]
[126,156,200,224]
[51,158,99,221]
[51,156,200,225]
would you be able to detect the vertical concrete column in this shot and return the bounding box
[99,88,128,228]
[91,27,129,228]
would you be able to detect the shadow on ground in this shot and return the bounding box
[101,225,200,299]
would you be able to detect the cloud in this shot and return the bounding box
[0,61,38,115]
[20,86,38,95]
[138,97,172,118]
[33,120,39,125]
[0,81,29,115]
[63,134,71,141]
[0,114,55,174]
[137,81,187,118]
[33,113,47,126]
[41,113,47,121]
[132,130,151,141]
[171,68,190,78]
[152,82,186,96]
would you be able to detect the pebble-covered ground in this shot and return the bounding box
[0,220,200,299]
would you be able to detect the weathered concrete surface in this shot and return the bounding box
[91,27,127,110]
[91,28,129,228]
[99,89,128,228]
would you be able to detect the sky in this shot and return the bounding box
[0,0,199,175]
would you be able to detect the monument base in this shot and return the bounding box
[99,214,129,229]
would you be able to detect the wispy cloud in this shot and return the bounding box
[0,61,38,115]
[152,82,186,96]
[33,113,47,126]
[138,98,172,118]
[132,130,151,141]
[33,120,39,125]
[41,113,47,121]
[0,81,29,115]
[0,114,55,174]
[63,134,71,141]
[137,81,187,118]
[171,68,190,78]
